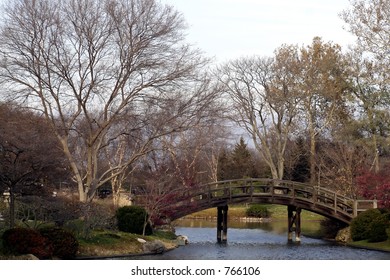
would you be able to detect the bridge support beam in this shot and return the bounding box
[287,205,301,243]
[217,205,228,243]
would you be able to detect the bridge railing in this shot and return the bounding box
[353,200,378,216]
[192,179,377,219]
[134,178,377,222]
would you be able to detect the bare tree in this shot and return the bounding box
[318,140,370,196]
[162,117,230,186]
[202,125,232,183]
[0,0,215,202]
[0,103,67,227]
[217,45,301,180]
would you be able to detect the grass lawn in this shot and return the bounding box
[348,239,390,252]
[347,228,390,252]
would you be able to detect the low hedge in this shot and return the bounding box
[246,204,270,218]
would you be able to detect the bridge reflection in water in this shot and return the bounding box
[137,179,378,243]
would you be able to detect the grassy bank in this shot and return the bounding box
[348,239,390,252]
[77,230,178,258]
[0,228,178,259]
[183,204,324,221]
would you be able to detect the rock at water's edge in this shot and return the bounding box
[176,235,189,246]
[335,227,351,243]
[143,240,166,254]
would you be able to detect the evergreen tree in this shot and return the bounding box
[217,137,258,180]
[217,148,230,181]
[230,137,258,179]
[290,137,310,183]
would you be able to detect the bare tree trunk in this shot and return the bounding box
[371,133,380,173]
[309,125,317,186]
[9,188,15,228]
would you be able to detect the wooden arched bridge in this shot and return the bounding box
[136,178,377,243]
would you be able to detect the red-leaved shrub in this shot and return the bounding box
[356,168,390,208]
[2,228,53,259]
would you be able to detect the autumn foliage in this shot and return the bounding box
[356,167,390,208]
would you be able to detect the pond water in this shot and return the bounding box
[126,219,390,260]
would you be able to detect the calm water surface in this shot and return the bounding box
[127,219,390,260]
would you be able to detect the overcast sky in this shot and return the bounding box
[161,0,356,62]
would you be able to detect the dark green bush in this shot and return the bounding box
[2,228,53,259]
[39,227,79,259]
[246,204,270,218]
[350,209,389,242]
[378,208,390,221]
[116,206,153,235]
[367,215,388,243]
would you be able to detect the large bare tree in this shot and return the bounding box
[217,45,301,180]
[0,0,214,202]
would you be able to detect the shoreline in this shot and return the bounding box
[71,217,390,260]
[76,247,177,260]
[178,216,273,223]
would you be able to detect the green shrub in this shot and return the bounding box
[116,206,153,235]
[350,209,389,242]
[63,219,86,239]
[2,228,53,259]
[378,208,390,221]
[367,215,388,243]
[39,227,79,259]
[246,204,270,218]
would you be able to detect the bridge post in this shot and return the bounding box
[287,205,301,243]
[353,200,358,217]
[217,205,228,243]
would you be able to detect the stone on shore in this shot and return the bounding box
[142,240,166,254]
[137,238,147,243]
[176,235,189,246]
[335,227,351,243]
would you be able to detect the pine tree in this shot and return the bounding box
[230,137,258,179]
[290,137,310,183]
[217,137,258,180]
[217,148,230,181]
